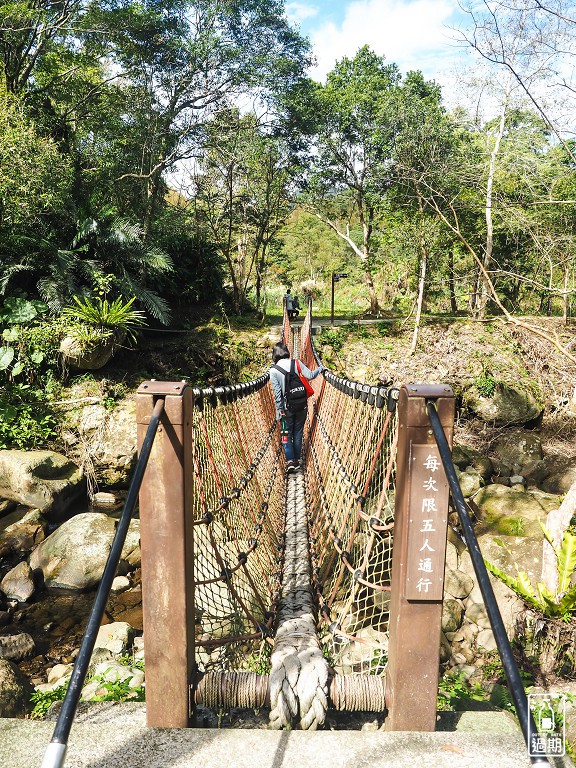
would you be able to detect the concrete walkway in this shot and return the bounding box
[2,704,573,768]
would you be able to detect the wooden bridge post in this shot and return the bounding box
[385,384,454,731]
[137,381,195,727]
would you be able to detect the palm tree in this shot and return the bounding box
[38,213,174,324]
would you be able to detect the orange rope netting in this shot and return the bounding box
[190,302,398,682]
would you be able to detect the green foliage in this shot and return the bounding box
[117,653,145,672]
[474,373,498,398]
[30,683,68,720]
[0,296,66,381]
[62,295,147,346]
[499,517,526,536]
[345,320,372,340]
[489,683,516,713]
[102,381,129,410]
[246,641,272,676]
[0,86,73,243]
[0,297,47,324]
[2,318,67,380]
[485,530,576,618]
[88,672,145,703]
[0,383,58,448]
[437,671,485,711]
[368,648,388,674]
[318,328,347,353]
[479,651,505,682]
[29,663,146,719]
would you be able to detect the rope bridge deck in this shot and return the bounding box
[136,302,454,732]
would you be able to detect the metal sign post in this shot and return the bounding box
[331,272,348,327]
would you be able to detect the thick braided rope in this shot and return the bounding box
[269,471,329,730]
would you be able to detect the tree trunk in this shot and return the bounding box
[410,252,427,355]
[365,270,379,314]
[358,197,380,315]
[469,268,480,315]
[477,94,508,319]
[410,198,429,355]
[448,248,458,314]
[563,265,570,325]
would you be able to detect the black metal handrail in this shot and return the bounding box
[40,397,165,768]
[426,400,552,767]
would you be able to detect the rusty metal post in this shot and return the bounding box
[137,381,194,727]
[385,384,454,731]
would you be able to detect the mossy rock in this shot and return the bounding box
[474,484,560,537]
[464,381,543,426]
[60,335,115,370]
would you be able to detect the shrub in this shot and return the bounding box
[62,295,147,346]
[0,383,58,448]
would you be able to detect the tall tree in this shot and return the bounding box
[0,85,73,295]
[87,0,311,236]
[0,0,84,94]
[458,0,576,166]
[391,70,459,347]
[305,46,402,314]
[195,109,292,313]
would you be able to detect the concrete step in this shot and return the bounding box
[1,704,574,768]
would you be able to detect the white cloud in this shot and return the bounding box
[309,0,459,81]
[286,2,320,25]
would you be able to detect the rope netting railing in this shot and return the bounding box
[298,307,399,679]
[187,302,395,724]
[190,376,284,671]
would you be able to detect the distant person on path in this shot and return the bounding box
[269,342,324,474]
[291,295,301,318]
[283,288,294,319]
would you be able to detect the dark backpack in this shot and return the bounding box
[273,360,307,413]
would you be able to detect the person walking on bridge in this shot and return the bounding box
[269,342,324,474]
[283,288,294,319]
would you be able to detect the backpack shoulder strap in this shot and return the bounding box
[272,364,288,377]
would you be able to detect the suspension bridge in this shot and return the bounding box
[19,302,560,766]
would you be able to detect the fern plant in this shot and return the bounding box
[62,295,146,346]
[485,528,576,619]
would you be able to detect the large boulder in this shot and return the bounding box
[0,508,47,556]
[473,484,560,538]
[93,621,136,657]
[0,632,35,661]
[464,382,543,426]
[457,468,483,498]
[0,659,33,717]
[0,451,84,516]
[60,335,115,370]
[492,434,543,478]
[29,512,140,591]
[459,547,526,637]
[0,561,35,602]
[541,456,576,494]
[452,445,493,480]
[77,399,137,487]
[476,534,545,587]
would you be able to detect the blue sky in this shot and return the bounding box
[286,0,472,87]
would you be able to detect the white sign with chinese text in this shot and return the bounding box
[405,445,449,601]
